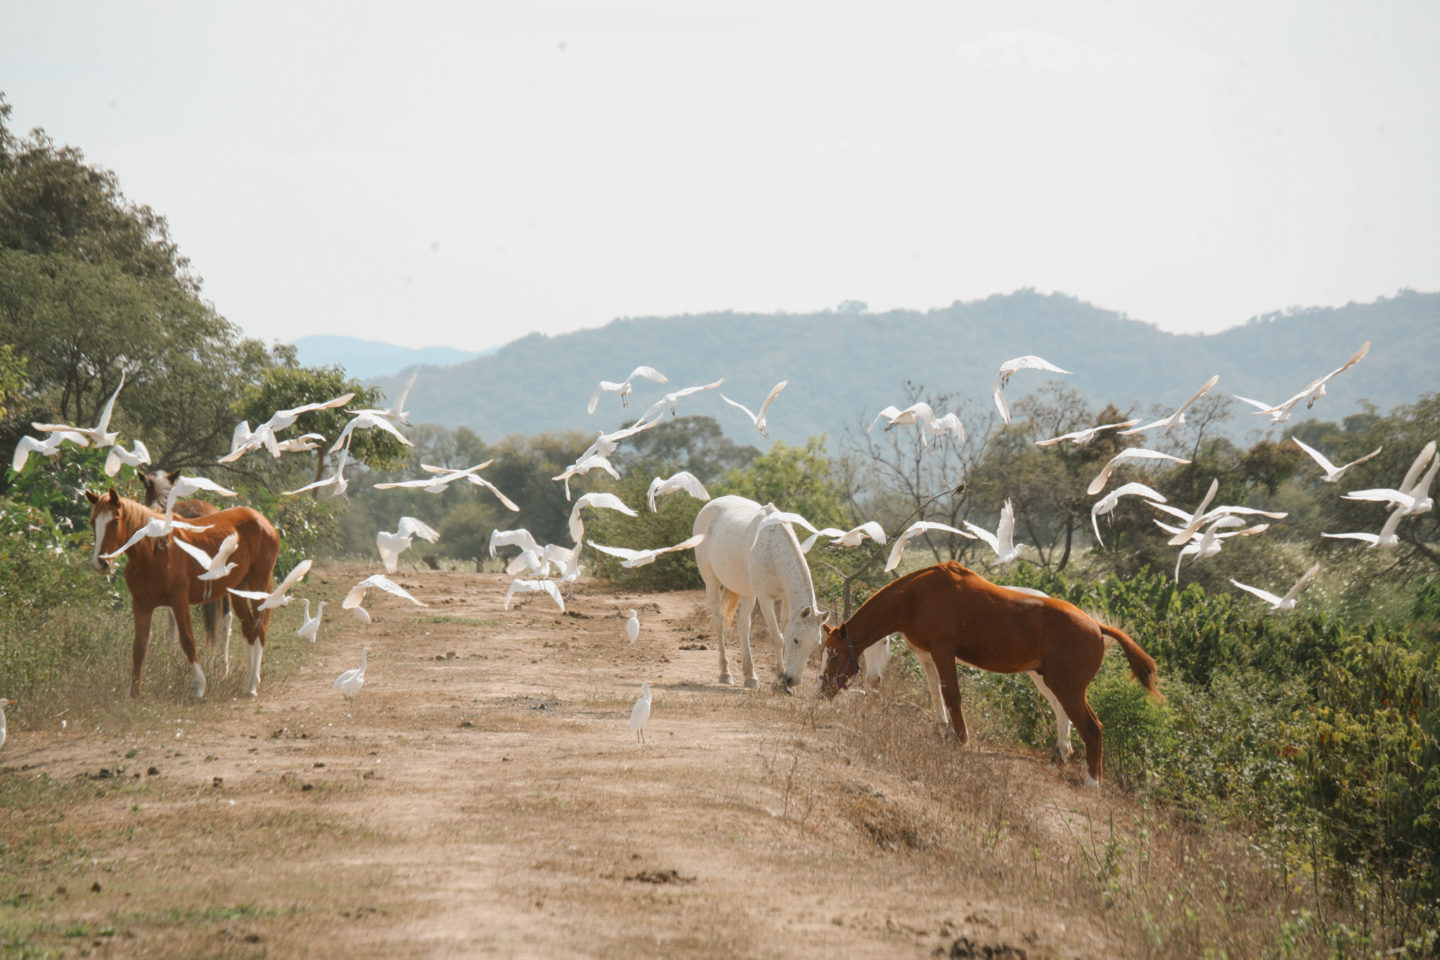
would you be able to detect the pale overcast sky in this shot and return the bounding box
[3,1,1437,351]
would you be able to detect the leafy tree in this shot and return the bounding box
[0,95,282,480]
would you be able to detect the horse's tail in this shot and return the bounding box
[1100,623,1163,701]
[721,589,742,627]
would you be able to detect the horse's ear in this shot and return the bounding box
[85,490,100,504]
[800,605,813,620]
[820,609,832,626]
[106,487,120,504]
[167,469,181,484]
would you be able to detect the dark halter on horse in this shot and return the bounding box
[829,623,860,691]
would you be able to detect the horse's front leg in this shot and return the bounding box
[758,596,786,684]
[170,600,206,699]
[131,604,154,697]
[935,654,968,745]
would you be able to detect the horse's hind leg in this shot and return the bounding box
[170,601,206,699]
[219,597,234,678]
[1051,684,1103,788]
[736,597,759,690]
[935,654,968,745]
[706,580,733,684]
[1028,671,1074,764]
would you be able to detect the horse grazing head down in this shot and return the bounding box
[779,605,830,691]
[818,622,861,699]
[85,488,130,574]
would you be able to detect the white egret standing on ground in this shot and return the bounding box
[626,609,640,644]
[0,698,11,750]
[630,681,652,743]
[297,599,326,643]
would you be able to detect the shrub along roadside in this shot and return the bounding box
[981,563,1440,948]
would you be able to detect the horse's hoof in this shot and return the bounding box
[744,677,760,690]
[719,673,734,685]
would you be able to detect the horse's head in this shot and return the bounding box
[778,605,830,692]
[85,488,127,574]
[139,469,180,509]
[818,621,860,700]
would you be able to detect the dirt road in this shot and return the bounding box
[2,566,1135,959]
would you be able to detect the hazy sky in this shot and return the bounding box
[4,2,1437,351]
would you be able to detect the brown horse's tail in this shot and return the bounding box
[1100,624,1163,701]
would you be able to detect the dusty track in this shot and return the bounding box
[2,566,1136,959]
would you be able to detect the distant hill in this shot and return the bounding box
[291,335,483,379]
[368,290,1440,446]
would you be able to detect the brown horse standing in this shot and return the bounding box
[140,469,233,670]
[86,490,280,699]
[819,561,1161,787]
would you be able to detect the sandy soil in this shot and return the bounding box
[1,566,1140,959]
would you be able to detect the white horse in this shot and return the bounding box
[693,495,829,690]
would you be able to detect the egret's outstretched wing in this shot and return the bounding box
[884,521,974,572]
[1086,448,1190,496]
[504,578,565,613]
[992,356,1071,424]
[343,573,425,609]
[1229,579,1284,607]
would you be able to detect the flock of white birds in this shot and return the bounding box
[7,340,1438,744]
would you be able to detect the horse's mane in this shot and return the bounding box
[118,495,162,527]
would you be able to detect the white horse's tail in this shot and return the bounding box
[721,588,742,627]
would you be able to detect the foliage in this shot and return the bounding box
[996,563,1440,943]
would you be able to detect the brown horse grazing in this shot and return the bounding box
[86,490,280,699]
[140,470,233,670]
[819,561,1161,788]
